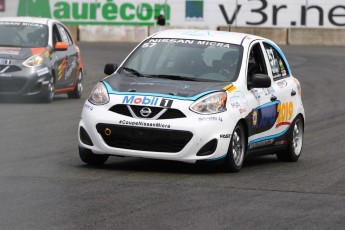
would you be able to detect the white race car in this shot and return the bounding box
[78,29,305,172]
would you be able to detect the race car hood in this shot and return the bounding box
[103,73,230,99]
[0,46,48,60]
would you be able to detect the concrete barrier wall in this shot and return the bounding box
[288,28,345,46]
[69,25,345,46]
[217,26,288,45]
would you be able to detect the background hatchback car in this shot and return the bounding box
[79,29,305,172]
[0,17,83,102]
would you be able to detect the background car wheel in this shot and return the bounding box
[224,122,246,172]
[79,146,109,165]
[276,115,304,162]
[68,70,83,99]
[42,76,55,103]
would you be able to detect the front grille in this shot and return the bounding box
[0,78,26,92]
[109,104,186,119]
[109,104,131,117]
[0,65,21,73]
[159,108,186,119]
[96,124,193,153]
[130,105,163,118]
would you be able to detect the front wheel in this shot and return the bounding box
[79,146,109,165]
[68,70,83,99]
[42,75,55,103]
[223,122,246,172]
[276,115,304,162]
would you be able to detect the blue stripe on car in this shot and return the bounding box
[102,81,220,101]
[205,154,227,161]
[248,126,290,146]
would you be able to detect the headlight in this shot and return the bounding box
[88,82,110,105]
[23,54,44,67]
[190,92,227,114]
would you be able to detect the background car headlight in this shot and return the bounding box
[190,92,227,114]
[88,82,110,105]
[23,54,44,67]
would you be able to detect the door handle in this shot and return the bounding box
[291,90,296,96]
[270,95,277,102]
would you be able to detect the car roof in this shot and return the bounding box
[150,29,265,45]
[0,17,58,25]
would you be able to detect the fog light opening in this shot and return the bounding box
[197,139,218,156]
[80,126,93,146]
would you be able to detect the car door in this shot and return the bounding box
[52,23,79,90]
[245,41,278,150]
[262,42,298,141]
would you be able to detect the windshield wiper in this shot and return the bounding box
[148,74,200,81]
[0,44,20,47]
[121,67,144,78]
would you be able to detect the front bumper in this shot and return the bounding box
[0,64,51,97]
[78,96,236,163]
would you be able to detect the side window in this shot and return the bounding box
[264,43,289,80]
[56,24,72,46]
[247,43,267,78]
[52,25,62,46]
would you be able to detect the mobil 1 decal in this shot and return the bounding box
[122,95,173,108]
[246,100,294,136]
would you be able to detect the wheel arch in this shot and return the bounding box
[238,118,249,147]
[294,113,305,132]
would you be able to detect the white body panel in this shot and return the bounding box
[78,29,305,164]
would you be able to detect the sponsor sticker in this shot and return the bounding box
[277,80,287,89]
[119,120,170,129]
[0,58,12,65]
[37,67,49,76]
[0,47,21,55]
[276,101,293,128]
[122,95,173,108]
[83,103,93,111]
[220,134,231,139]
[199,117,223,122]
[147,39,234,48]
[253,110,258,126]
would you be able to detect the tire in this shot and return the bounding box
[276,115,304,162]
[79,146,109,165]
[68,70,83,99]
[42,75,55,103]
[223,122,246,172]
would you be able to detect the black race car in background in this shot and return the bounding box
[0,17,83,102]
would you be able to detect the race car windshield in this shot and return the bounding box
[0,22,48,48]
[121,38,243,82]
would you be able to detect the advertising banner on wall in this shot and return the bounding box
[0,0,344,28]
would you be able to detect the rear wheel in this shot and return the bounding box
[224,122,246,172]
[276,115,304,162]
[68,70,83,99]
[79,146,109,165]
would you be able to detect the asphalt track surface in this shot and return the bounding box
[1,42,345,230]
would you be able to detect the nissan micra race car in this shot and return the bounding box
[79,30,304,172]
[0,17,83,102]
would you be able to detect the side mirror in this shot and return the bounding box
[249,74,271,89]
[55,42,68,51]
[104,63,118,75]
